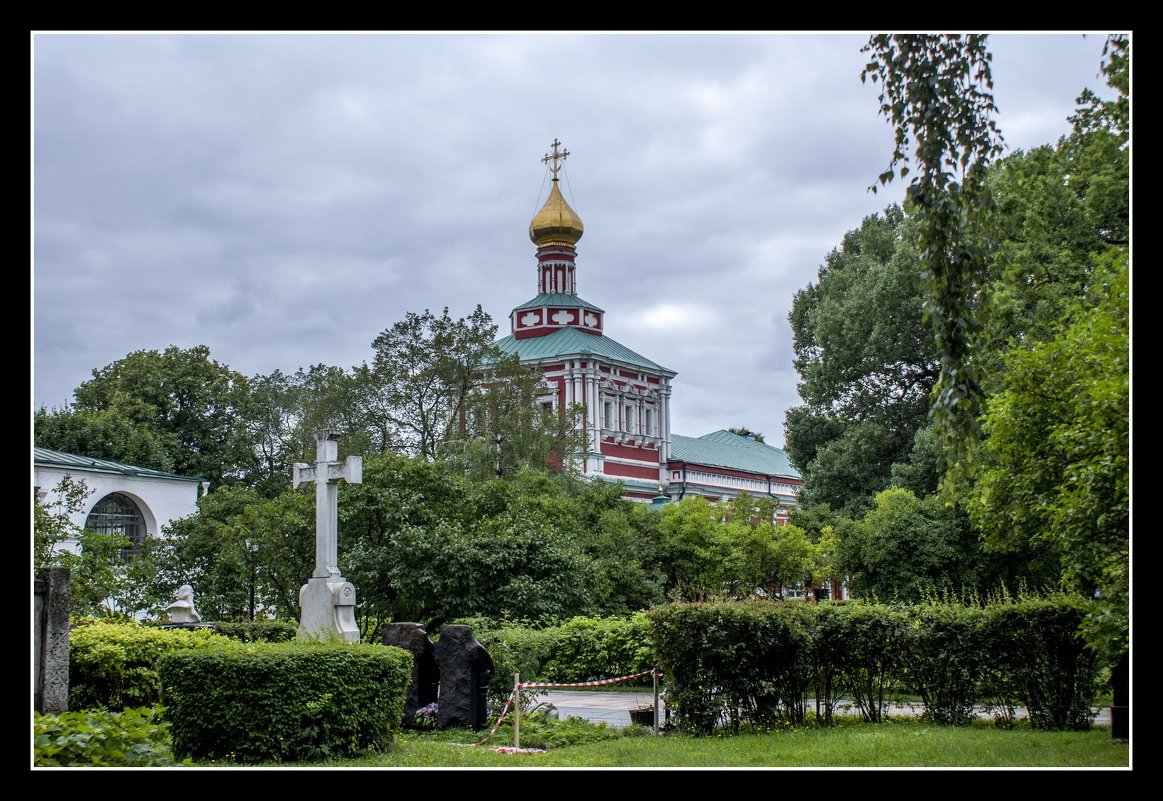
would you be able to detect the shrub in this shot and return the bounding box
[828,603,909,722]
[542,613,656,683]
[783,602,846,725]
[650,601,811,735]
[159,639,413,763]
[69,618,226,711]
[982,595,1100,730]
[902,603,989,725]
[213,619,298,643]
[34,707,189,766]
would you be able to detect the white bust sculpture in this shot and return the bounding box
[166,584,202,624]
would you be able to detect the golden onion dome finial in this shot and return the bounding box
[530,139,584,247]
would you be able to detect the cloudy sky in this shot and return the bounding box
[32,32,1117,448]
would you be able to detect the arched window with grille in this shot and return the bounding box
[85,492,147,561]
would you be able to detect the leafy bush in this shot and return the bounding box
[159,639,413,763]
[902,603,988,725]
[650,601,811,735]
[982,595,1100,730]
[542,613,656,683]
[213,619,298,643]
[783,602,846,725]
[829,603,909,722]
[34,707,189,766]
[69,618,226,711]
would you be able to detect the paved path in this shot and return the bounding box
[537,689,1110,729]
[539,689,667,729]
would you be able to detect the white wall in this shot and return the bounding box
[34,465,202,552]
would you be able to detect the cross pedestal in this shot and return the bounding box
[293,430,363,643]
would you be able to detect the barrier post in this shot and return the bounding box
[652,667,660,734]
[513,673,520,749]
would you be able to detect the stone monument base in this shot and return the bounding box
[298,576,360,643]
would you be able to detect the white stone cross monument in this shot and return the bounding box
[293,430,363,642]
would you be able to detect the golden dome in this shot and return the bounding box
[529,180,584,247]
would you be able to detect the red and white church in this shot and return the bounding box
[495,141,802,513]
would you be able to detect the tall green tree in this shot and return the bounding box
[362,306,498,460]
[153,485,315,622]
[839,487,1027,604]
[967,249,1128,660]
[443,353,588,480]
[33,475,155,617]
[785,205,939,515]
[36,345,255,489]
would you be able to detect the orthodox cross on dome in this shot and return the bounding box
[542,138,570,180]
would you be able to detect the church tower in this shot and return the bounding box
[494,140,675,498]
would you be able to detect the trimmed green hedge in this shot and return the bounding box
[542,613,656,682]
[651,602,810,734]
[981,597,1100,730]
[159,640,412,764]
[455,614,659,716]
[69,619,227,711]
[648,596,1102,735]
[903,603,990,725]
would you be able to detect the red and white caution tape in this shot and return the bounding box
[474,668,662,746]
[518,668,660,689]
[474,687,517,746]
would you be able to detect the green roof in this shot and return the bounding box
[495,327,675,375]
[670,431,800,480]
[33,447,205,483]
[512,293,605,313]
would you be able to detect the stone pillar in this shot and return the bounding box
[383,623,439,728]
[34,567,70,714]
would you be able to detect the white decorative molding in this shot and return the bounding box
[680,470,801,497]
[521,311,541,326]
[584,312,598,327]
[552,309,574,325]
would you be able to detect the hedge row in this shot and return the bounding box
[159,640,413,764]
[68,619,227,711]
[65,619,413,764]
[457,614,654,713]
[649,597,1101,734]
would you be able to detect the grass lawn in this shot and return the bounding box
[239,717,1129,769]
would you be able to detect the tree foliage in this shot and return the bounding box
[362,306,498,460]
[785,205,939,514]
[862,34,1004,458]
[36,345,255,490]
[444,353,588,480]
[968,249,1128,659]
[33,476,156,616]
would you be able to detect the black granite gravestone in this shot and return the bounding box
[383,622,440,728]
[433,625,494,730]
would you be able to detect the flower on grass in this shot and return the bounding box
[414,703,439,729]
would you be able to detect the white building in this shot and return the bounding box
[34,447,207,555]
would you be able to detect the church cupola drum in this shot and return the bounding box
[512,139,605,339]
[495,139,677,498]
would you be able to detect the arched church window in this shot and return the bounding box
[85,492,147,562]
